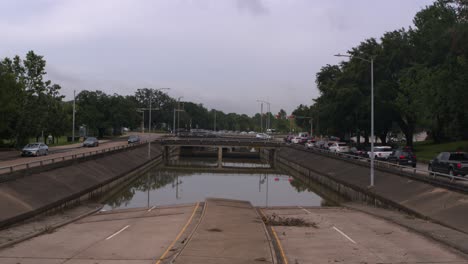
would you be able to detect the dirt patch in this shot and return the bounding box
[262,213,317,228]
[207,228,223,232]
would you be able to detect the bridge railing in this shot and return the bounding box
[159,138,282,147]
[0,140,151,179]
[286,143,468,191]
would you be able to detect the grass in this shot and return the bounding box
[413,140,468,162]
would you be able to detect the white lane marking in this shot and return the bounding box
[106,225,130,240]
[148,206,156,212]
[298,206,312,214]
[333,226,356,244]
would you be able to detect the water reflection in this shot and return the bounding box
[103,167,331,210]
[169,157,271,168]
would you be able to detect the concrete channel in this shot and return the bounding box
[2,139,468,263]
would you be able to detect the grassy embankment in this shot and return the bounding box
[413,140,468,162]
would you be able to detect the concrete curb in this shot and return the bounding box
[344,203,468,257]
[0,204,103,250]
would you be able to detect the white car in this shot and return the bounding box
[256,133,271,140]
[305,140,316,149]
[368,146,393,159]
[248,131,256,134]
[328,142,349,153]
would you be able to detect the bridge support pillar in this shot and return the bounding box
[218,147,223,168]
[269,149,277,169]
[164,146,169,165]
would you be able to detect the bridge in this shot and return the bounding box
[160,137,281,168]
[159,137,282,148]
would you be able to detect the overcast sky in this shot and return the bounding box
[0,0,433,115]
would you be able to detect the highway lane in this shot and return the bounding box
[0,133,164,172]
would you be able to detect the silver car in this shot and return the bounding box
[21,143,49,157]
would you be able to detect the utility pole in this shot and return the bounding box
[214,111,216,131]
[260,103,263,132]
[72,90,76,142]
[173,108,176,134]
[310,118,313,137]
[148,91,152,160]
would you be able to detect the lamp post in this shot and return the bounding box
[257,100,270,132]
[147,88,170,160]
[72,90,76,142]
[334,53,375,187]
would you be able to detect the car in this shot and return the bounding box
[315,140,328,149]
[248,131,256,134]
[429,152,468,176]
[284,134,294,143]
[127,135,141,144]
[21,143,48,157]
[387,149,417,167]
[328,142,350,153]
[266,128,276,134]
[256,133,271,140]
[291,132,309,144]
[240,131,247,135]
[368,146,393,160]
[83,137,99,147]
[349,146,368,157]
[305,139,316,149]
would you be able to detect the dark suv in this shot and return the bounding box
[387,150,417,167]
[429,152,468,176]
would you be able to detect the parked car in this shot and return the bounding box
[349,146,367,157]
[328,142,350,153]
[256,133,271,140]
[248,131,256,134]
[305,139,316,149]
[83,137,99,147]
[315,140,328,149]
[429,152,468,176]
[21,143,48,157]
[387,149,417,167]
[291,133,309,144]
[368,146,393,160]
[127,135,140,144]
[284,134,294,143]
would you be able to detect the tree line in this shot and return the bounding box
[1,52,295,147]
[292,0,468,146]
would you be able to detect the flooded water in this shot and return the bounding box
[103,159,333,210]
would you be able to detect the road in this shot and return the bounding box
[0,133,164,173]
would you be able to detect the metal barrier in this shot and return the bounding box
[287,143,468,184]
[0,140,151,176]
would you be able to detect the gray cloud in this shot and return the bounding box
[236,0,268,15]
[0,0,434,115]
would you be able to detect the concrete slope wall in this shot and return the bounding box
[0,143,164,228]
[278,147,468,234]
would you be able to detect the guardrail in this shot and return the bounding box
[160,138,282,147]
[0,140,152,177]
[285,143,468,189]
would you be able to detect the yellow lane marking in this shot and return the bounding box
[259,209,288,264]
[155,202,200,264]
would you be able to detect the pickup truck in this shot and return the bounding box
[429,152,468,176]
[367,146,393,160]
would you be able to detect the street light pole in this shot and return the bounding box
[72,90,76,142]
[147,88,170,160]
[370,58,374,186]
[335,53,375,187]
